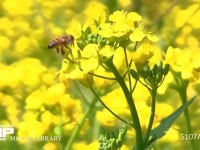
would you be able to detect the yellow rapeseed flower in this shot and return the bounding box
[135,101,150,130]
[12,58,47,87]
[99,45,115,59]
[17,120,48,143]
[96,88,130,127]
[99,10,143,38]
[14,36,38,54]
[58,61,89,86]
[0,63,18,88]
[65,20,82,39]
[118,0,132,8]
[43,83,66,106]
[98,23,113,38]
[2,0,32,16]
[131,42,154,66]
[80,44,99,73]
[165,47,200,81]
[25,87,46,109]
[109,10,127,22]
[112,47,127,71]
[43,142,59,150]
[83,1,107,32]
[0,93,19,125]
[41,111,59,127]
[175,4,200,28]
[0,36,10,52]
[22,111,39,121]
[59,94,83,122]
[72,141,99,150]
[159,127,180,143]
[93,66,114,88]
[96,109,118,127]
[129,28,146,42]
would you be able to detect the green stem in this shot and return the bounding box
[178,81,196,150]
[105,59,144,150]
[143,87,157,147]
[64,98,97,150]
[123,47,132,91]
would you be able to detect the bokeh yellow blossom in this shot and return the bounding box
[43,142,60,150]
[2,0,32,16]
[165,47,200,81]
[17,120,48,143]
[96,88,130,127]
[72,141,99,150]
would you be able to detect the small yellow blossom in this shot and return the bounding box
[96,88,130,127]
[154,103,174,127]
[17,120,48,143]
[72,141,99,150]
[159,127,180,142]
[58,61,85,81]
[83,1,107,32]
[98,23,113,38]
[22,111,39,121]
[0,36,10,52]
[165,47,200,81]
[135,101,150,130]
[93,66,114,88]
[66,20,82,39]
[99,10,143,38]
[13,58,47,87]
[131,42,154,66]
[109,10,127,22]
[14,36,38,54]
[2,0,32,16]
[43,83,66,106]
[175,4,199,28]
[126,12,142,23]
[118,0,132,8]
[80,44,99,73]
[41,111,59,126]
[59,94,83,122]
[99,45,115,59]
[0,64,18,88]
[129,28,146,42]
[113,47,126,71]
[146,33,159,42]
[41,72,55,86]
[0,93,19,125]
[43,142,59,150]
[112,22,130,37]
[96,109,118,128]
[84,1,107,22]
[25,87,46,109]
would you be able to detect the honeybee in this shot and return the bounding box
[48,35,74,55]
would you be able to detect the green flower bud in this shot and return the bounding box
[163,64,170,75]
[77,41,86,50]
[130,69,139,80]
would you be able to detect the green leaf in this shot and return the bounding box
[147,96,196,148]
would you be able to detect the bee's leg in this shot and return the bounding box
[64,44,74,61]
[61,45,65,56]
[56,46,59,54]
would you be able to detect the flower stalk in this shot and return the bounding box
[105,58,144,150]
